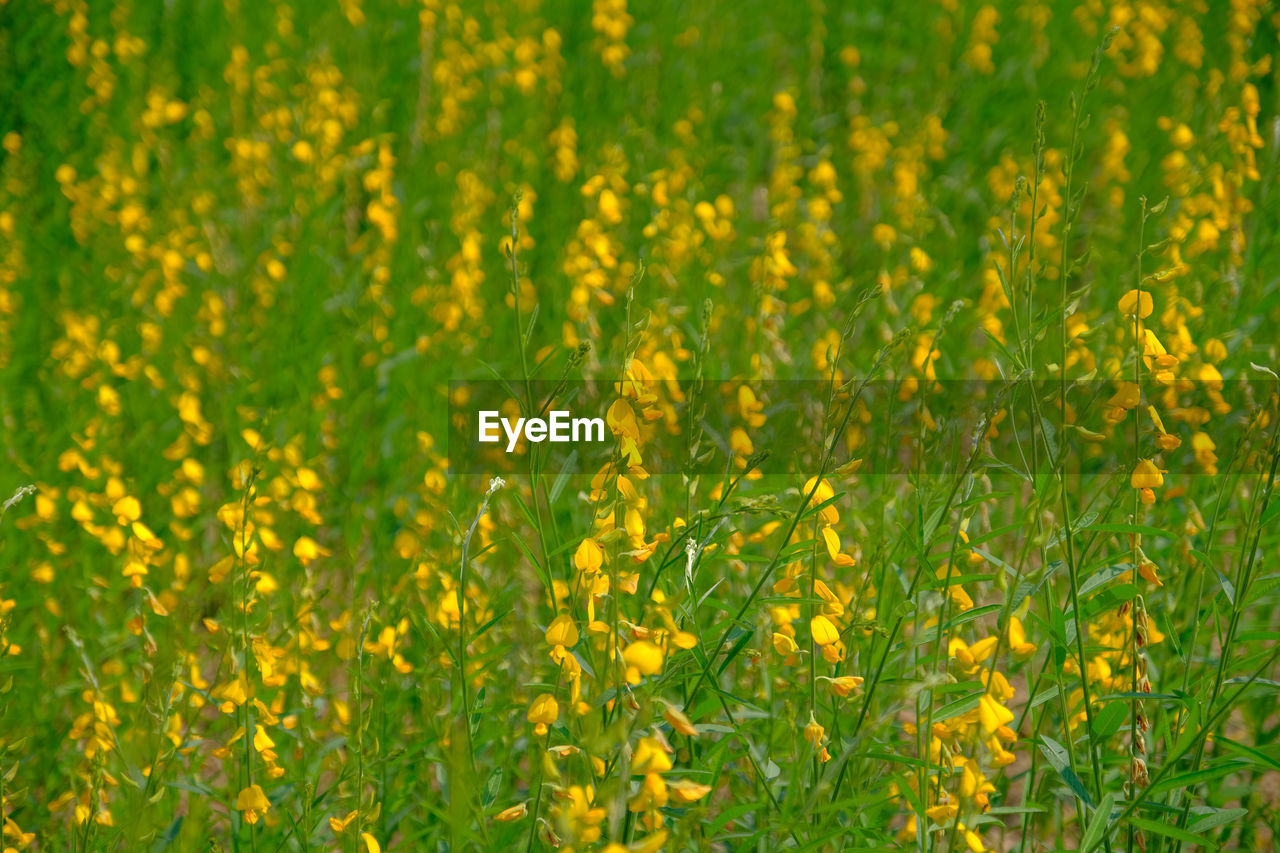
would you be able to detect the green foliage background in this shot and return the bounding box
[0,0,1278,851]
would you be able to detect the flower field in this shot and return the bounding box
[1,1,1279,851]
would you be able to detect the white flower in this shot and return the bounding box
[2,484,36,516]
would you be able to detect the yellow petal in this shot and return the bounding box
[1130,459,1164,490]
[663,704,698,737]
[822,527,842,561]
[574,538,604,573]
[668,779,713,803]
[494,802,529,822]
[1118,289,1153,318]
[622,641,663,676]
[544,614,579,648]
[810,615,839,646]
[978,695,1014,734]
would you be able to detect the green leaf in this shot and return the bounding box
[936,693,983,722]
[706,802,759,836]
[1085,522,1170,539]
[472,609,511,640]
[1030,685,1060,709]
[548,451,577,503]
[476,361,524,410]
[987,805,1048,815]
[1262,497,1280,529]
[1186,807,1248,834]
[1078,563,1133,597]
[506,532,546,582]
[944,603,1002,630]
[858,751,930,769]
[1212,735,1280,773]
[1090,701,1127,740]
[482,767,503,806]
[1038,735,1093,807]
[716,630,755,676]
[1127,815,1217,850]
[1099,691,1182,702]
[1148,761,1248,796]
[1080,792,1115,853]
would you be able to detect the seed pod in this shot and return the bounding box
[1130,755,1149,787]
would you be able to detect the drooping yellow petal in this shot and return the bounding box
[663,704,699,737]
[329,810,359,833]
[1008,616,1036,657]
[968,636,998,663]
[978,695,1014,734]
[574,538,604,574]
[253,724,274,752]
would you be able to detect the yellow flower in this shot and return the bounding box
[1107,382,1142,410]
[810,614,839,646]
[606,399,639,439]
[1118,289,1153,318]
[926,800,958,822]
[803,712,831,762]
[293,536,330,566]
[122,560,148,587]
[623,640,663,682]
[803,476,839,524]
[821,527,856,567]
[563,784,607,842]
[235,784,269,825]
[872,222,897,247]
[663,703,699,737]
[629,830,669,852]
[574,538,604,574]
[772,632,800,655]
[494,802,529,822]
[1137,555,1163,587]
[822,675,864,697]
[527,693,559,736]
[597,188,622,223]
[804,712,824,746]
[1130,459,1164,490]
[544,614,579,649]
[112,495,141,524]
[667,779,713,803]
[1007,615,1036,658]
[978,694,1014,734]
[632,736,673,773]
